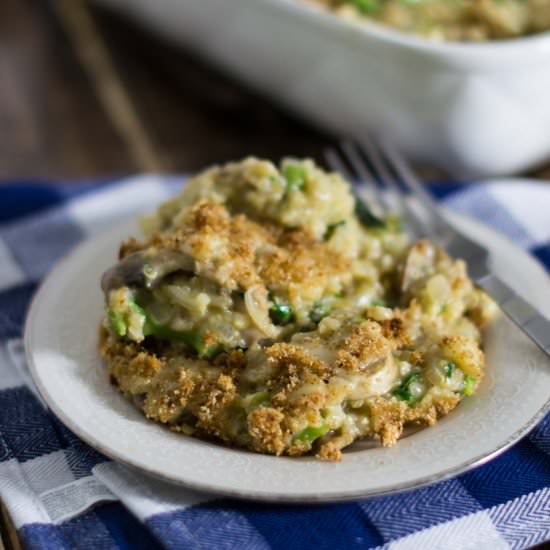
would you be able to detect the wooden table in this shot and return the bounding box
[0,2,548,549]
[0,0,333,180]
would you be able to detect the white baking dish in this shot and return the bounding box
[96,0,550,176]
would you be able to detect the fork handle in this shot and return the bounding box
[477,273,550,356]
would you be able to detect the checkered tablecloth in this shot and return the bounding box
[0,176,548,550]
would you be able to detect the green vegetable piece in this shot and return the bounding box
[310,300,331,323]
[107,309,127,337]
[392,372,421,403]
[174,330,222,359]
[463,374,477,396]
[444,361,456,379]
[181,331,208,357]
[324,220,346,241]
[129,300,146,317]
[354,194,385,228]
[142,313,223,359]
[107,297,145,339]
[283,163,306,192]
[346,0,381,14]
[110,296,222,359]
[369,299,386,307]
[200,342,224,360]
[243,391,271,412]
[269,299,295,325]
[293,424,330,444]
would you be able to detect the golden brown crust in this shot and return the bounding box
[379,315,411,347]
[100,328,164,395]
[265,343,328,380]
[441,335,485,379]
[248,407,287,455]
[120,200,351,301]
[317,431,356,462]
[335,321,392,372]
[317,441,343,462]
[366,390,461,447]
[259,229,352,293]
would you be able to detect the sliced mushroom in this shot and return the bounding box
[291,332,338,365]
[101,251,148,293]
[330,354,399,400]
[101,250,195,294]
[244,285,281,338]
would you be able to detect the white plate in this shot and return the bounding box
[25,210,550,502]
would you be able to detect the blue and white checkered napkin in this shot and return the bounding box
[0,176,548,550]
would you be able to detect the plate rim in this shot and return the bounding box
[24,202,550,503]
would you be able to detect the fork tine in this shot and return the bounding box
[378,138,447,229]
[339,140,391,214]
[324,147,388,216]
[324,147,352,181]
[354,135,428,237]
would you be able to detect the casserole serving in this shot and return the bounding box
[99,158,496,460]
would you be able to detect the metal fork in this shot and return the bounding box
[325,137,550,358]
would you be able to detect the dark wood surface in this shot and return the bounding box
[0,0,332,181]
